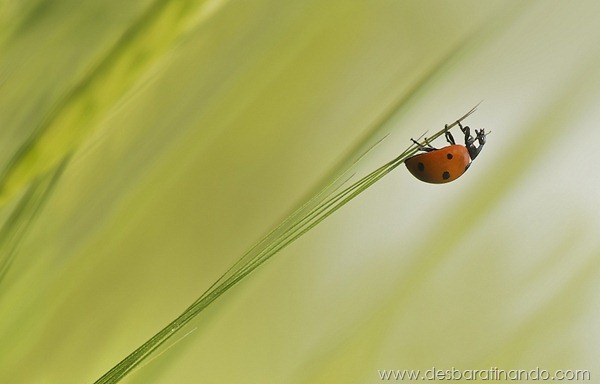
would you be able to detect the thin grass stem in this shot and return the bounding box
[94,105,479,384]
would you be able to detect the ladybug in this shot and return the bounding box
[405,122,487,184]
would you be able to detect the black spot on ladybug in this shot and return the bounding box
[465,163,471,171]
[447,153,453,160]
[418,162,425,172]
[442,171,450,180]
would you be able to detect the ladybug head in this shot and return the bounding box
[464,127,487,161]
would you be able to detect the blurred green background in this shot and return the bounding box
[1,0,599,383]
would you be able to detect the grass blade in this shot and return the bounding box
[94,106,478,384]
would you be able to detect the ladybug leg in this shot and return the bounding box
[459,122,476,146]
[466,128,487,160]
[458,121,479,148]
[444,124,456,145]
[411,138,436,152]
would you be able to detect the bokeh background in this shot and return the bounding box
[1,1,599,383]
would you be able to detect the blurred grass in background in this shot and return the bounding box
[1,0,599,383]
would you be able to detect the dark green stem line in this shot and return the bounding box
[93,106,477,384]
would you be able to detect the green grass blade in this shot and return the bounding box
[0,0,227,206]
[0,157,71,285]
[93,106,478,384]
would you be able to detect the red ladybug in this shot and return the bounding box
[405,122,487,184]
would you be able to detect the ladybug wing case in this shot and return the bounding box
[404,145,471,184]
